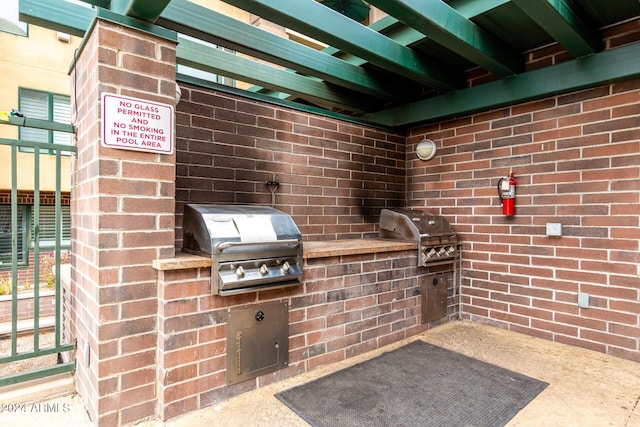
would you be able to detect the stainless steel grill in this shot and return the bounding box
[182,204,303,296]
[379,208,459,267]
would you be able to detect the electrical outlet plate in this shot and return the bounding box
[546,222,562,237]
[578,292,590,309]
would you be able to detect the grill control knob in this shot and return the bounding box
[446,246,455,255]
[234,266,245,278]
[437,247,446,256]
[259,264,269,276]
[281,261,291,274]
[426,248,437,259]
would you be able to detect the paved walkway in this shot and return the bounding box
[1,320,639,426]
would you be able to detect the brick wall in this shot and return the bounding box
[174,40,639,369]
[174,85,406,247]
[406,21,640,363]
[156,250,457,420]
[70,19,177,426]
[408,80,640,362]
[0,190,70,205]
[0,292,56,324]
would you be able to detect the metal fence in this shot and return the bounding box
[0,115,76,386]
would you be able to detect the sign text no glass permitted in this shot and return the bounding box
[101,93,174,154]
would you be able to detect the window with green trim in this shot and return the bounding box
[18,88,72,152]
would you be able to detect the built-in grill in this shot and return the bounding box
[182,204,303,296]
[379,208,459,267]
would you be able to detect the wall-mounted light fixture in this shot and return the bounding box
[176,83,182,105]
[416,138,437,161]
[175,85,182,105]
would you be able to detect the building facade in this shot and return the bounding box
[0,11,79,285]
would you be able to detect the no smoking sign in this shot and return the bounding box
[101,93,174,154]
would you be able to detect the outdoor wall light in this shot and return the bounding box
[175,85,182,105]
[416,138,437,161]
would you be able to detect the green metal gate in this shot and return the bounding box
[0,114,76,387]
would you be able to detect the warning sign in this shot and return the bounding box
[101,93,174,154]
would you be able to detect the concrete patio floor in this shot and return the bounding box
[1,320,639,426]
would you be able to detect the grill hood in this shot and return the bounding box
[183,204,301,254]
[379,208,459,267]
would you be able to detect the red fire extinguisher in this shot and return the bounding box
[497,171,518,216]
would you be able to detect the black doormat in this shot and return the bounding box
[276,340,548,427]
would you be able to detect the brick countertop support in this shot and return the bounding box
[152,238,450,421]
[69,17,177,426]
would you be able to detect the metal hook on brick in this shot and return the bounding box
[266,180,279,207]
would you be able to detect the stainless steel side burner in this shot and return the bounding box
[379,208,459,267]
[182,204,303,296]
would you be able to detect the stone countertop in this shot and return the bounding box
[153,238,416,271]
[152,253,212,271]
[302,238,415,258]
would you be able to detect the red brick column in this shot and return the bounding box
[70,18,177,426]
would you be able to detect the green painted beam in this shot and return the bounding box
[20,0,94,37]
[327,2,512,57]
[364,41,640,127]
[22,0,408,109]
[511,0,601,57]
[110,0,172,23]
[315,1,509,84]
[158,0,414,102]
[368,15,405,35]
[216,0,463,90]
[322,20,425,63]
[177,37,380,113]
[79,0,110,8]
[449,0,510,17]
[3,116,75,134]
[18,0,521,110]
[322,0,510,66]
[366,0,521,76]
[20,0,175,42]
[94,7,176,41]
